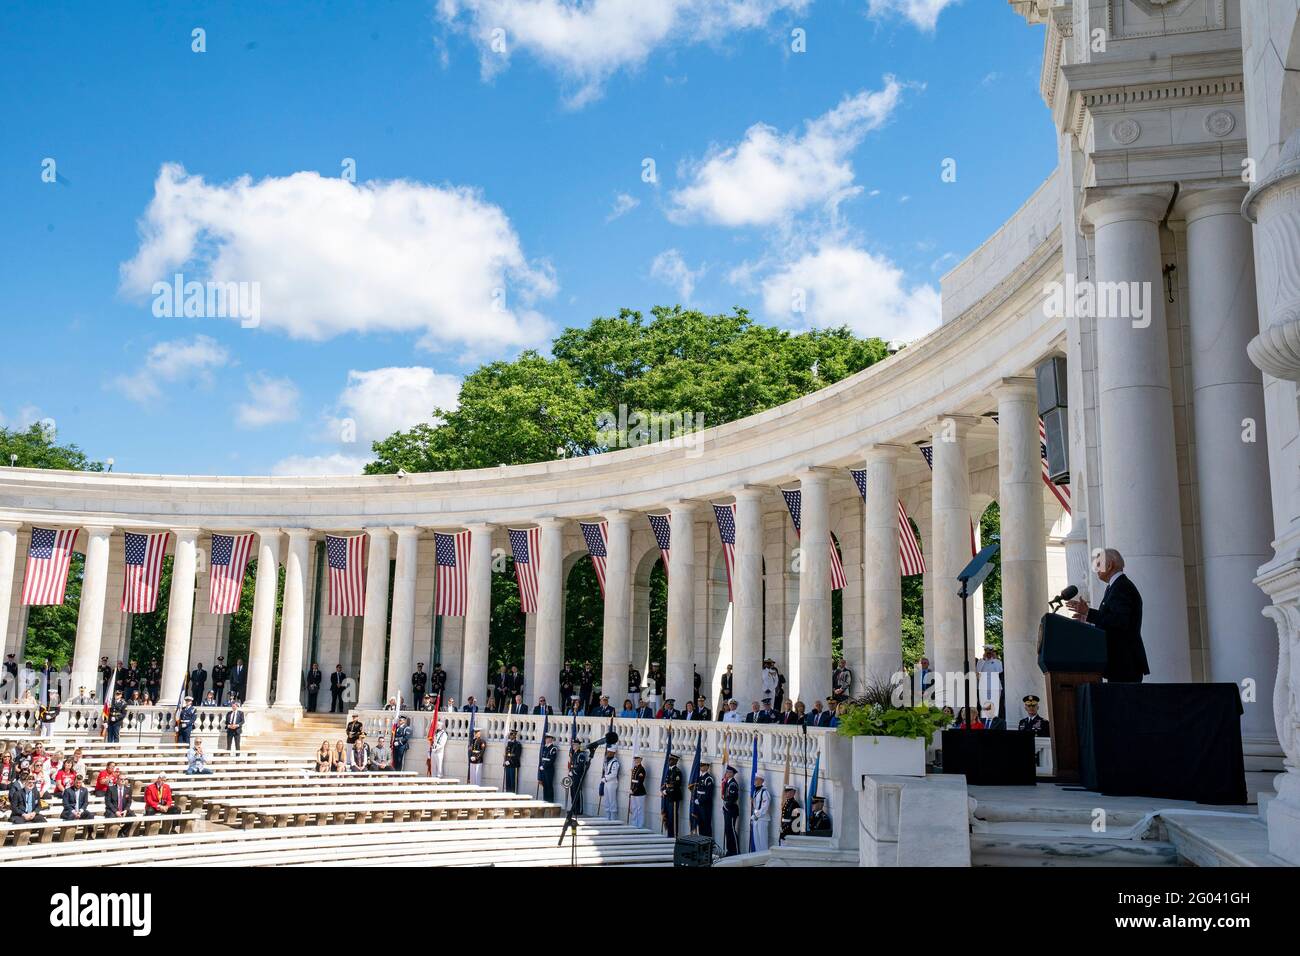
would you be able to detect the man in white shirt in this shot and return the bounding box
[721,699,742,723]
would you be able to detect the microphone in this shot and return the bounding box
[1049,584,1078,610]
[584,731,618,752]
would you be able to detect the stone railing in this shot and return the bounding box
[0,703,227,739]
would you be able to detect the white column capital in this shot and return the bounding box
[859,443,905,464]
[257,527,283,542]
[1082,183,1175,229]
[794,465,837,483]
[171,527,201,542]
[598,510,636,525]
[928,414,982,441]
[1174,185,1248,224]
[0,520,23,532]
[83,524,115,537]
[364,525,392,537]
[667,499,703,515]
[282,527,313,542]
[731,485,768,502]
[533,515,566,529]
[392,526,422,540]
[993,375,1037,400]
[460,521,494,534]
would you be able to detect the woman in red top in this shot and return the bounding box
[0,752,13,788]
[94,762,117,792]
[52,758,76,795]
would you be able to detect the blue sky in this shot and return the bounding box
[0,0,1054,476]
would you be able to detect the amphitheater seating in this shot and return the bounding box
[0,813,203,846]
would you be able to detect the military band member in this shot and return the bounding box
[503,729,523,792]
[539,733,558,802]
[392,716,412,771]
[628,755,647,827]
[660,753,683,837]
[690,760,715,838]
[468,730,486,786]
[600,745,621,820]
[1018,695,1050,736]
[411,663,428,709]
[346,714,364,744]
[721,765,741,856]
[211,657,229,705]
[750,773,772,852]
[175,696,197,745]
[780,785,802,843]
[808,795,832,837]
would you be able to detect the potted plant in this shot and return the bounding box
[837,701,949,778]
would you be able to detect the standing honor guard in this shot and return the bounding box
[211,657,229,705]
[627,665,642,707]
[145,659,162,702]
[503,729,522,792]
[392,716,412,771]
[721,765,741,856]
[468,730,486,785]
[628,755,647,827]
[175,696,197,745]
[428,722,448,778]
[780,786,802,843]
[750,774,772,852]
[411,663,428,711]
[690,760,715,839]
[600,745,621,820]
[105,690,127,743]
[660,753,683,837]
[538,733,558,802]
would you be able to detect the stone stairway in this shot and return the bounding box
[970,798,1181,866]
[247,712,351,759]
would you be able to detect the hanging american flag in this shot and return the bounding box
[21,527,79,606]
[579,521,609,596]
[326,534,367,616]
[712,503,737,602]
[435,531,470,617]
[849,470,927,576]
[121,531,170,613]
[916,445,976,556]
[208,532,254,615]
[780,489,847,590]
[647,514,671,580]
[509,527,541,614]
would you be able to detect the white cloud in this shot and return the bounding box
[867,0,959,31]
[650,249,706,303]
[119,164,556,354]
[437,0,810,107]
[0,405,43,430]
[237,373,300,429]
[270,453,371,477]
[668,80,904,227]
[112,334,232,404]
[606,192,640,222]
[327,366,462,447]
[755,241,940,343]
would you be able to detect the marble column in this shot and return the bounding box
[357,528,392,710]
[384,527,421,707]
[273,529,312,711]
[666,501,698,705]
[70,525,113,695]
[159,528,199,701]
[732,487,765,707]
[930,417,976,707]
[996,378,1049,718]
[0,521,20,663]
[245,530,281,708]
[533,518,565,711]
[460,523,493,706]
[600,512,633,704]
[1083,185,1191,681]
[796,469,833,705]
[1177,187,1277,750]
[861,446,904,683]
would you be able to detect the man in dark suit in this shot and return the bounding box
[531,696,553,716]
[10,775,44,824]
[1066,548,1151,683]
[104,775,134,818]
[225,700,245,752]
[60,775,93,821]
[189,663,207,703]
[229,658,247,702]
[330,664,347,713]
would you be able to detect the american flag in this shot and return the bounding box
[208,533,254,615]
[122,531,170,613]
[579,521,608,596]
[21,527,79,606]
[435,531,470,617]
[647,514,672,579]
[917,445,977,555]
[326,534,366,616]
[712,503,737,602]
[849,469,927,576]
[780,489,847,590]
[1039,418,1072,514]
[509,527,541,614]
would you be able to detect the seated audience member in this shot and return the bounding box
[331,740,348,773]
[316,740,332,773]
[348,737,370,772]
[808,795,832,837]
[186,740,214,775]
[682,700,697,721]
[694,696,712,720]
[722,699,742,723]
[94,762,117,793]
[370,734,393,771]
[979,701,1006,731]
[144,774,179,815]
[619,699,636,718]
[954,706,984,730]
[70,748,86,779]
[60,775,93,821]
[9,774,43,824]
[52,758,76,795]
[0,751,13,789]
[103,774,133,818]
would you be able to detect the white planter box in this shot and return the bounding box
[851,735,927,781]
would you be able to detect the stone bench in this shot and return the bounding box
[0,812,203,847]
[174,784,491,815]
[217,797,559,829]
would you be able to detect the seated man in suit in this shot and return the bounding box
[104,774,134,818]
[9,774,44,824]
[1066,548,1151,683]
[60,775,93,821]
[144,774,179,815]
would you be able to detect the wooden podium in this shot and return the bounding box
[1037,613,1107,783]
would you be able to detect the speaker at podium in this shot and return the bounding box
[1037,610,1107,782]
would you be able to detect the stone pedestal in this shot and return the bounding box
[857,772,971,867]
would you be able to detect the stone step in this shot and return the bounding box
[971,829,1180,866]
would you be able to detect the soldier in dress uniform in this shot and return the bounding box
[567,741,589,815]
[411,663,428,711]
[628,755,647,827]
[1017,695,1050,736]
[539,733,558,802]
[660,753,683,836]
[780,785,802,843]
[144,659,162,702]
[503,729,523,792]
[468,730,486,786]
[429,664,447,702]
[591,694,615,718]
[750,773,772,852]
[98,657,113,701]
[690,760,715,838]
[346,714,364,744]
[105,690,127,743]
[124,659,141,699]
[175,696,197,745]
[211,657,229,705]
[808,795,832,837]
[659,698,681,720]
[392,716,412,771]
[627,665,642,707]
[721,765,741,856]
[600,745,620,820]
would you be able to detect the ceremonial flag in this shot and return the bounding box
[101,670,116,719]
[849,470,927,576]
[325,534,366,616]
[712,503,737,602]
[918,443,933,469]
[426,694,441,778]
[688,734,702,832]
[807,751,821,815]
[508,527,541,614]
[579,521,609,596]
[747,734,759,852]
[434,531,470,616]
[208,532,254,615]
[536,712,550,784]
[780,489,847,590]
[659,726,675,830]
[647,514,671,579]
[21,527,79,606]
[466,707,476,781]
[121,531,170,613]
